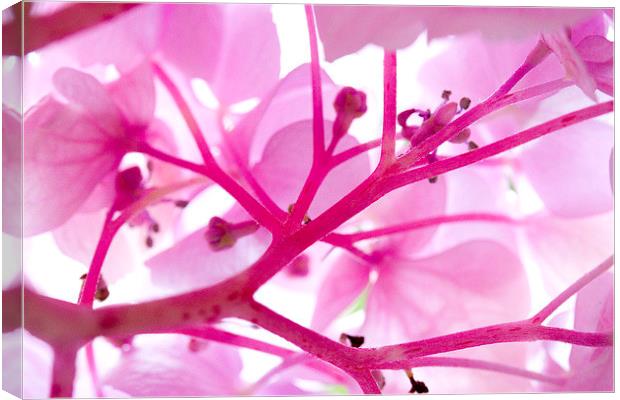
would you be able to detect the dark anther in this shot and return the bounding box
[468,140,479,150]
[428,176,438,184]
[406,370,429,394]
[459,97,471,110]
[340,333,365,348]
[441,90,452,101]
[145,236,154,248]
[174,199,190,208]
[80,273,109,302]
[151,223,160,233]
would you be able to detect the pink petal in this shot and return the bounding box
[2,106,21,236]
[310,254,370,332]
[53,209,139,284]
[362,240,528,346]
[315,6,594,62]
[575,36,613,63]
[519,119,613,218]
[52,68,125,134]
[64,4,161,72]
[231,64,340,166]
[251,119,371,217]
[23,97,123,235]
[3,330,54,399]
[146,224,271,294]
[354,173,446,254]
[522,212,613,295]
[542,31,597,100]
[103,334,243,396]
[106,62,155,127]
[564,272,612,391]
[159,4,280,106]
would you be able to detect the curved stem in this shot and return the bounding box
[408,356,565,385]
[531,255,614,324]
[328,213,519,244]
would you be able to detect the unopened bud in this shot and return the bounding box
[333,87,367,140]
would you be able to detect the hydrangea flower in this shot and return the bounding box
[2,3,614,398]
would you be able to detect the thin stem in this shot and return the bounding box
[216,113,288,221]
[330,138,381,168]
[78,208,117,307]
[491,39,551,98]
[151,62,216,165]
[531,255,614,325]
[305,4,325,163]
[379,50,397,168]
[408,356,565,385]
[329,213,519,244]
[398,78,574,169]
[349,369,381,394]
[152,62,281,232]
[85,343,103,397]
[365,321,612,370]
[138,143,209,176]
[386,101,613,192]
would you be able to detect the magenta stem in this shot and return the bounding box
[49,346,79,398]
[85,343,103,397]
[78,208,117,307]
[387,101,614,191]
[409,356,565,385]
[349,369,381,394]
[379,50,397,168]
[329,213,519,243]
[399,78,573,169]
[137,143,209,176]
[531,255,614,324]
[491,39,551,98]
[152,62,281,233]
[304,4,325,163]
[216,113,288,221]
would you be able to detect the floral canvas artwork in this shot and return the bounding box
[1,2,614,398]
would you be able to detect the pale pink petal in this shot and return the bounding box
[522,212,613,295]
[311,255,371,332]
[362,240,529,346]
[542,31,597,100]
[251,119,371,217]
[519,119,613,218]
[230,64,340,166]
[2,106,21,236]
[23,97,123,235]
[353,173,446,254]
[315,6,594,62]
[64,4,161,72]
[564,272,612,391]
[146,225,270,294]
[53,209,139,283]
[576,36,613,63]
[103,334,243,396]
[3,330,54,399]
[427,165,518,253]
[106,62,155,127]
[52,67,124,134]
[159,4,280,106]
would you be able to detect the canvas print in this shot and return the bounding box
[1,2,614,397]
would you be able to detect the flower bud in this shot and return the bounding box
[204,217,259,251]
[333,87,367,140]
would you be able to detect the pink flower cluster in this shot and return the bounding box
[2,3,614,398]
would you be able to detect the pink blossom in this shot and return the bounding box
[5,4,614,398]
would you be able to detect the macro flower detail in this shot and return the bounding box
[2,3,614,398]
